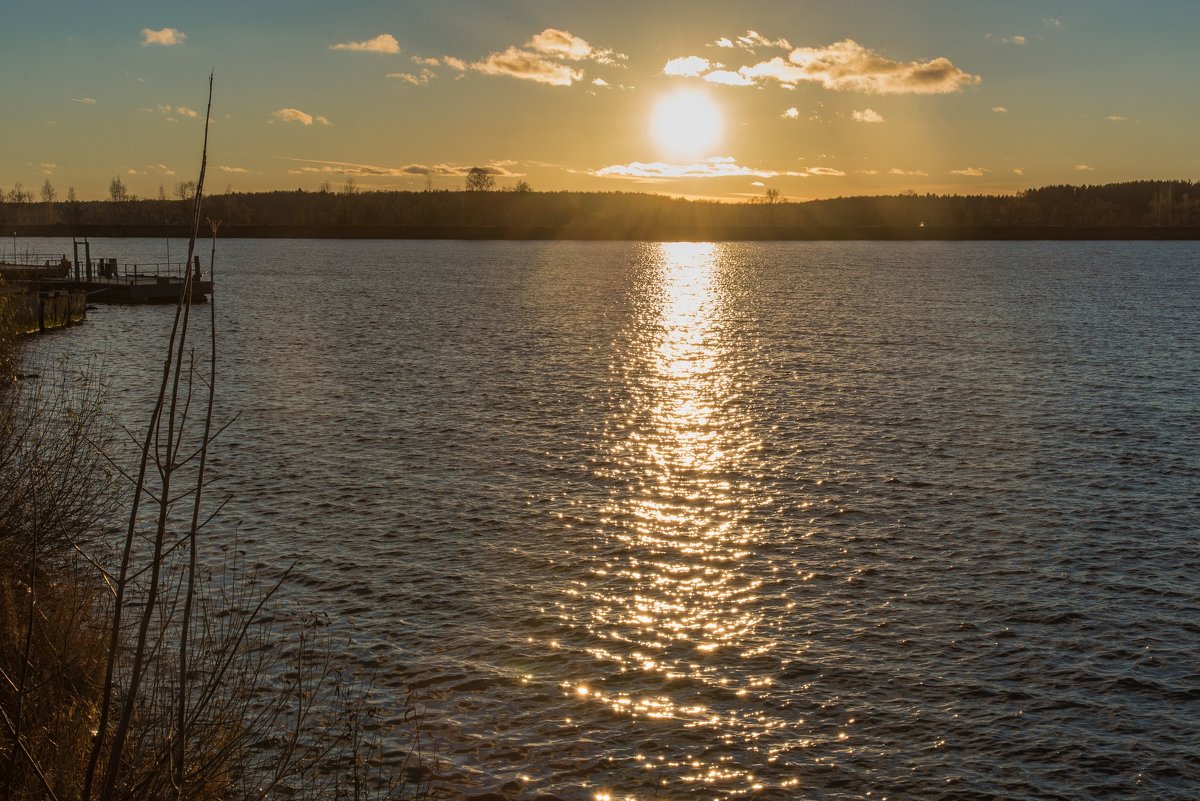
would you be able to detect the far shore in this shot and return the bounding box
[10,223,1200,241]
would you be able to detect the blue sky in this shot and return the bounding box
[2,1,1197,200]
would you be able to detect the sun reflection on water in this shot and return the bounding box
[576,242,775,794]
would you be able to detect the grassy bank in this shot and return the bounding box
[0,264,432,799]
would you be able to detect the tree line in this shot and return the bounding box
[3,179,1199,234]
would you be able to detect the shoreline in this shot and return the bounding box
[10,223,1200,241]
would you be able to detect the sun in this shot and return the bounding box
[651,89,723,159]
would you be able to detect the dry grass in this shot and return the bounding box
[1,80,436,801]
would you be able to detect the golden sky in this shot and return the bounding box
[3,1,1198,201]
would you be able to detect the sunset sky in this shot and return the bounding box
[3,0,1198,201]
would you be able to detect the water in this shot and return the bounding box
[23,239,1200,799]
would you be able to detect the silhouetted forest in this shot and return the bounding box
[4,180,1200,239]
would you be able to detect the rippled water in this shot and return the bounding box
[24,239,1200,800]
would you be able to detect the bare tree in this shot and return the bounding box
[66,187,77,203]
[108,177,128,202]
[512,180,532,193]
[39,179,57,204]
[465,166,495,192]
[174,180,196,201]
[341,177,358,195]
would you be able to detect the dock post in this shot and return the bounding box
[84,239,92,281]
[194,255,201,280]
[73,239,80,281]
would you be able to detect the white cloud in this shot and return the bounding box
[330,34,400,54]
[856,169,879,175]
[220,166,250,173]
[388,69,436,86]
[176,105,198,118]
[704,70,754,86]
[1044,18,1063,28]
[528,28,592,60]
[472,47,583,86]
[852,108,884,123]
[1106,115,1128,122]
[805,167,846,176]
[1003,35,1027,46]
[1012,167,1025,175]
[751,180,765,186]
[663,56,711,77]
[141,27,186,46]
[526,28,624,64]
[281,156,520,179]
[592,77,609,87]
[734,31,792,50]
[715,37,734,48]
[269,108,331,126]
[594,156,803,180]
[443,56,467,71]
[889,168,928,176]
[411,55,440,66]
[950,167,986,176]
[1075,163,1095,171]
[672,39,980,94]
[992,105,1008,113]
[70,97,97,105]
[39,163,57,175]
[782,107,800,119]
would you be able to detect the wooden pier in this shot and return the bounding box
[1,239,212,306]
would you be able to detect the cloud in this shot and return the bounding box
[465,28,623,87]
[411,55,440,66]
[528,28,594,60]
[754,40,979,93]
[856,169,879,175]
[669,38,980,94]
[219,165,250,173]
[39,163,57,175]
[663,56,711,77]
[281,157,521,179]
[734,31,792,50]
[782,107,800,119]
[1012,167,1025,175]
[176,105,198,118]
[751,180,765,186]
[592,77,609,88]
[472,47,583,86]
[141,27,186,46]
[593,156,803,180]
[804,167,846,176]
[715,38,734,48]
[950,167,986,176]
[704,70,754,86]
[1106,115,1128,122]
[330,34,400,54]
[889,168,928,176]
[992,105,1008,113]
[269,108,332,126]
[70,97,97,105]
[1003,35,1027,46]
[852,108,884,123]
[1044,17,1063,28]
[388,69,436,86]
[1075,163,1095,171]
[124,164,173,177]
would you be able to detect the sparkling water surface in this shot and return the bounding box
[24,239,1200,800]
